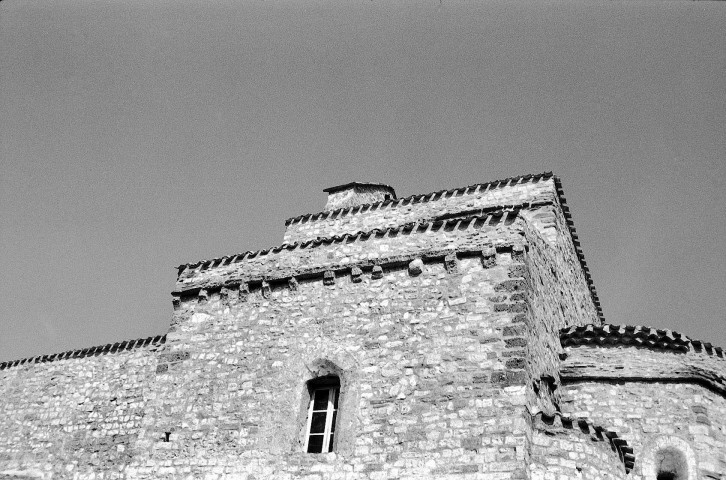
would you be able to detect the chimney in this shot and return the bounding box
[323,182,397,212]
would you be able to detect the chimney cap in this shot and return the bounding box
[322,182,397,211]
[323,182,396,195]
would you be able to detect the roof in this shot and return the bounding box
[286,172,551,226]
[560,324,724,357]
[533,412,634,473]
[0,334,167,371]
[177,172,604,322]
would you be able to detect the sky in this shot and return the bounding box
[1,0,724,362]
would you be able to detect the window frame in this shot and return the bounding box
[303,376,340,453]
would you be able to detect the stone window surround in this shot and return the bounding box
[295,357,359,456]
[641,436,698,480]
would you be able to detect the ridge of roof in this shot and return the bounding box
[560,324,724,358]
[551,175,604,324]
[0,334,167,371]
[177,203,528,274]
[533,411,634,473]
[285,171,553,226]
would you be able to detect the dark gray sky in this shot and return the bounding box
[1,0,724,361]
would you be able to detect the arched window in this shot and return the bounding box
[642,436,697,480]
[655,447,688,480]
[304,375,340,453]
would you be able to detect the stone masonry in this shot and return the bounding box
[0,173,723,480]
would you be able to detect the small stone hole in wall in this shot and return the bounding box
[163,432,171,442]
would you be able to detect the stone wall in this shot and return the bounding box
[125,174,604,478]
[560,341,726,479]
[130,253,533,479]
[0,341,163,479]
[1,174,713,480]
[520,204,601,415]
[529,414,630,480]
[561,380,726,479]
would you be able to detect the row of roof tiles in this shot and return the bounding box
[179,171,554,273]
[285,171,554,225]
[551,176,602,323]
[534,411,634,473]
[0,335,167,371]
[177,205,525,275]
[560,324,724,358]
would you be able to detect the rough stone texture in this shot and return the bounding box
[560,343,726,479]
[134,256,533,479]
[560,379,726,479]
[0,343,163,479]
[530,414,630,480]
[520,204,601,415]
[0,173,723,479]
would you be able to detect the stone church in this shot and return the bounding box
[1,172,724,479]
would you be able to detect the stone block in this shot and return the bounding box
[481,247,497,268]
[444,253,458,273]
[408,258,424,276]
[351,266,362,283]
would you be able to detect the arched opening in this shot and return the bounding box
[655,447,688,480]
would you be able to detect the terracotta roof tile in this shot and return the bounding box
[285,171,551,226]
[533,412,634,473]
[0,334,167,371]
[177,206,524,274]
[560,324,724,357]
